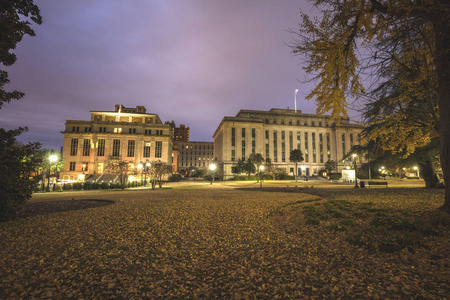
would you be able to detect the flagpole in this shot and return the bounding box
[295,89,298,113]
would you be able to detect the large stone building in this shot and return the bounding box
[213,108,363,179]
[177,141,214,171]
[60,105,173,182]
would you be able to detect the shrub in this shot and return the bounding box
[169,174,182,182]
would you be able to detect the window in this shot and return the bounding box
[273,131,278,162]
[312,121,315,127]
[82,139,90,156]
[129,128,136,134]
[97,139,105,156]
[99,127,106,133]
[326,133,331,160]
[155,141,162,158]
[127,140,135,157]
[319,133,324,163]
[143,142,151,157]
[312,133,316,163]
[281,131,286,162]
[70,139,78,156]
[69,162,76,171]
[231,128,235,147]
[252,129,256,154]
[289,120,292,125]
[242,139,245,158]
[342,134,346,157]
[114,128,122,133]
[112,139,120,156]
[350,133,354,148]
[242,128,246,138]
[231,149,235,161]
[297,131,301,149]
[304,132,309,163]
[281,119,285,125]
[289,131,293,153]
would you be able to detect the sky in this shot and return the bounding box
[2,0,335,150]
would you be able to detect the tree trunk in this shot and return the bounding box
[433,3,450,212]
[418,159,439,189]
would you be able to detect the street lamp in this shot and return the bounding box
[47,154,57,192]
[145,160,150,186]
[209,163,216,185]
[259,165,264,189]
[138,162,143,185]
[352,153,359,188]
[413,166,419,178]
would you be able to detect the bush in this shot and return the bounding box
[73,183,83,190]
[329,173,342,180]
[169,174,182,182]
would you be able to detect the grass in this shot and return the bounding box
[0,185,448,298]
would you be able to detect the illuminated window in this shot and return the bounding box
[114,128,122,133]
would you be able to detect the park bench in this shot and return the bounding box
[366,181,388,188]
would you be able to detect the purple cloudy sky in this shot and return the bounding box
[2,0,355,150]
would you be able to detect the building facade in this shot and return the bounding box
[176,141,214,171]
[213,108,364,179]
[60,105,173,182]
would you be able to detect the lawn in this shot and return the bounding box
[0,184,448,298]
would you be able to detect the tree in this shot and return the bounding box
[153,161,172,188]
[105,159,131,190]
[231,158,245,175]
[325,160,337,174]
[249,153,265,182]
[0,1,42,219]
[243,157,256,177]
[0,128,40,220]
[291,0,450,212]
[1,1,42,109]
[289,149,304,182]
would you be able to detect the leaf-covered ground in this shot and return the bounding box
[0,185,448,298]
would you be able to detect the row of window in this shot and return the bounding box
[231,128,354,163]
[264,119,329,127]
[71,126,165,135]
[70,139,163,158]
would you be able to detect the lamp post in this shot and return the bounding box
[352,154,359,188]
[47,154,57,192]
[413,166,419,178]
[259,165,264,189]
[144,160,150,186]
[209,163,216,185]
[301,165,306,180]
[138,162,143,185]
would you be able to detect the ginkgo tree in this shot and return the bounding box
[292,0,450,212]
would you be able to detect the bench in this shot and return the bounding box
[366,181,388,187]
